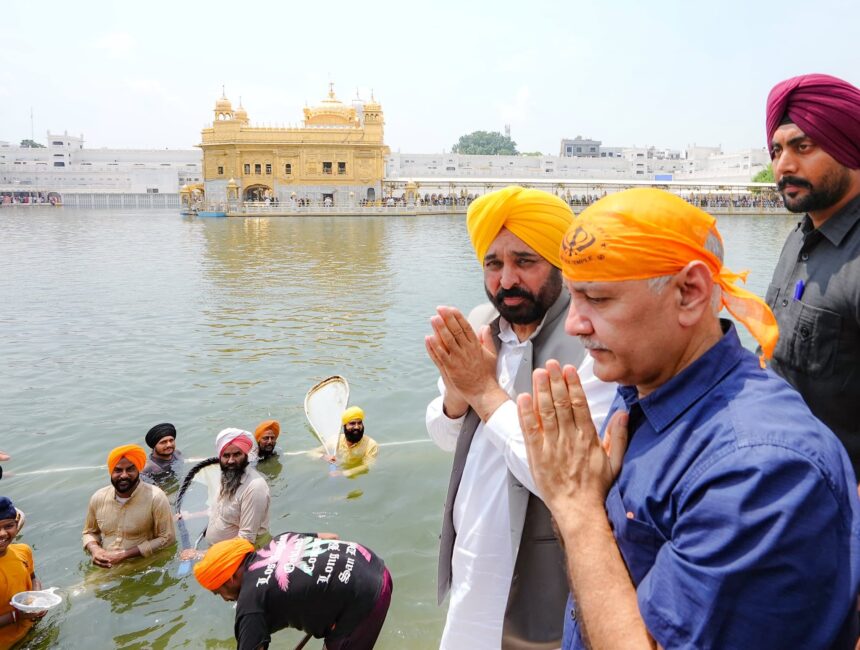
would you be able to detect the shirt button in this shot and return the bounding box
[570,607,577,621]
[800,326,810,338]
[781,299,788,307]
[801,252,809,261]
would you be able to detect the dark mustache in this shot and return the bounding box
[495,287,536,302]
[777,176,812,191]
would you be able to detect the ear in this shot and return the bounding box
[675,261,714,327]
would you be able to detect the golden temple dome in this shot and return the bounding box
[215,95,233,112]
[304,83,357,126]
[234,99,248,123]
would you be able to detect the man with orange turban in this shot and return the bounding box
[83,444,175,568]
[765,73,860,477]
[254,420,280,462]
[425,185,616,648]
[518,188,860,649]
[193,531,392,650]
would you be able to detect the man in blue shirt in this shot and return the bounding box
[518,188,860,649]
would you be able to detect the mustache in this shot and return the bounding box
[495,286,536,302]
[579,336,609,351]
[777,176,812,191]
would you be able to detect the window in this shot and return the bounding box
[265,163,272,175]
[322,162,332,174]
[337,162,346,175]
[284,163,292,175]
[244,163,250,174]
[147,188,159,193]
[52,141,64,146]
[53,161,65,167]
[217,166,224,175]
[254,163,261,175]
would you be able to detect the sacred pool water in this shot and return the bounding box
[0,208,797,649]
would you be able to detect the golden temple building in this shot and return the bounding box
[199,84,388,205]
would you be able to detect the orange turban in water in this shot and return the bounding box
[560,188,779,360]
[107,444,147,473]
[194,537,254,590]
[254,420,280,441]
[467,186,573,268]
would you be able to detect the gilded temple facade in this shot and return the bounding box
[199,85,388,204]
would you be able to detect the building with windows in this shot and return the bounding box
[0,132,200,195]
[200,85,389,204]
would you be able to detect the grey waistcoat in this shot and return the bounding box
[437,291,586,650]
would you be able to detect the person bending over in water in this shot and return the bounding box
[193,533,392,650]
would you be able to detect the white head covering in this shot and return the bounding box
[215,428,257,457]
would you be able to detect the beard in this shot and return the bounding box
[486,268,562,325]
[111,475,139,495]
[220,456,249,499]
[258,443,276,458]
[778,166,852,214]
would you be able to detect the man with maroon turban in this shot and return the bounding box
[765,73,860,476]
[82,444,175,568]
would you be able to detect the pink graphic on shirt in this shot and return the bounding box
[247,534,373,592]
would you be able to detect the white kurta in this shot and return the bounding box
[427,317,616,650]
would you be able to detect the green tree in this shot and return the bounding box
[20,139,45,148]
[452,131,518,155]
[752,164,774,183]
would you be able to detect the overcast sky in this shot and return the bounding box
[2,0,857,155]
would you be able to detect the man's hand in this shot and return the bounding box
[425,306,507,421]
[517,360,629,527]
[18,609,47,621]
[87,544,114,569]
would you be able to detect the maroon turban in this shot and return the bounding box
[766,73,860,169]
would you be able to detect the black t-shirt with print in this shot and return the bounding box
[234,531,385,650]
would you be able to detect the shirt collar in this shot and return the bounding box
[617,320,745,434]
[804,191,860,246]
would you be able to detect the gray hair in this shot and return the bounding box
[647,229,724,311]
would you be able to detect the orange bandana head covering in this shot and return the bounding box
[560,188,779,361]
[254,420,280,441]
[467,186,573,268]
[107,444,147,473]
[193,537,254,590]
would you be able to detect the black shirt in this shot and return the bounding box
[234,531,386,650]
[766,193,860,474]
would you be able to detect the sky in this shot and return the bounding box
[1,0,858,155]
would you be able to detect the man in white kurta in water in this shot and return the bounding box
[425,186,615,649]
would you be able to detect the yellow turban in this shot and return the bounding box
[342,406,365,425]
[467,186,573,268]
[193,537,254,590]
[107,444,147,473]
[560,188,779,361]
[254,419,280,441]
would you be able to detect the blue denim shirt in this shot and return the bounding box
[563,322,860,649]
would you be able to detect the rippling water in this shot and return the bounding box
[0,207,797,649]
